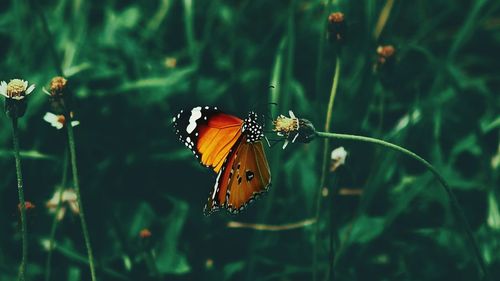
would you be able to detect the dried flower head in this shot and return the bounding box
[273,111,316,149]
[43,76,70,114]
[0,79,35,100]
[139,229,152,239]
[46,188,79,221]
[330,146,347,171]
[376,45,396,64]
[43,112,80,130]
[48,76,67,97]
[327,12,346,44]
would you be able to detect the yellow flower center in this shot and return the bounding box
[7,79,26,98]
[273,115,299,134]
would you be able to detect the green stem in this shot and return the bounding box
[313,55,341,281]
[316,131,491,281]
[44,150,69,281]
[11,118,28,281]
[65,115,97,281]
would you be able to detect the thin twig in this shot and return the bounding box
[227,218,316,231]
[317,131,491,281]
[11,118,28,281]
[65,115,98,281]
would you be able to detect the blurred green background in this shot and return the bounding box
[0,0,499,280]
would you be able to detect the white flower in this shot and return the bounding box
[0,79,35,100]
[330,146,347,171]
[43,112,80,130]
[46,189,79,221]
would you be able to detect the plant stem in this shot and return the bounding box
[11,118,28,281]
[313,55,341,281]
[316,131,491,281]
[65,116,97,281]
[44,150,69,281]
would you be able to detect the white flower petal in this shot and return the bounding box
[26,84,35,95]
[331,146,347,163]
[11,96,25,100]
[23,80,28,89]
[42,87,51,96]
[0,81,7,96]
[71,121,80,127]
[289,110,296,119]
[55,123,64,130]
[282,139,289,149]
[43,112,58,123]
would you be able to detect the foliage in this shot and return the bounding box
[0,0,499,280]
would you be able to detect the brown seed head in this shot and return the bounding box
[377,45,395,59]
[139,229,152,239]
[328,12,344,24]
[49,76,67,96]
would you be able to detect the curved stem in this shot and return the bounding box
[313,55,341,281]
[66,117,97,281]
[316,131,491,281]
[11,118,27,281]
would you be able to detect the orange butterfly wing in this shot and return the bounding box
[226,140,271,213]
[173,106,243,173]
[205,137,271,214]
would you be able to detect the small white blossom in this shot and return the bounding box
[0,79,35,100]
[46,189,79,221]
[330,146,348,171]
[43,112,80,130]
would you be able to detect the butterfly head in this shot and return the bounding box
[241,111,264,143]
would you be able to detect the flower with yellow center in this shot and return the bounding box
[0,79,35,100]
[273,111,300,149]
[273,110,317,149]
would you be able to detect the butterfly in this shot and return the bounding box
[172,106,271,215]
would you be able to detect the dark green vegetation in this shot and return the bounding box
[0,0,499,280]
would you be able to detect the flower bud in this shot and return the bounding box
[45,76,69,114]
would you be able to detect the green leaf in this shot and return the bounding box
[343,215,385,244]
[155,198,191,275]
[487,192,500,230]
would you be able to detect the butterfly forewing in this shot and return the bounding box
[173,106,243,173]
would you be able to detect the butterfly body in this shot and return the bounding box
[173,106,271,215]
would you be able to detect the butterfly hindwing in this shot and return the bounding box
[225,139,271,214]
[172,106,243,173]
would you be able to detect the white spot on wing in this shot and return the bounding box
[186,106,202,134]
[212,170,222,200]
